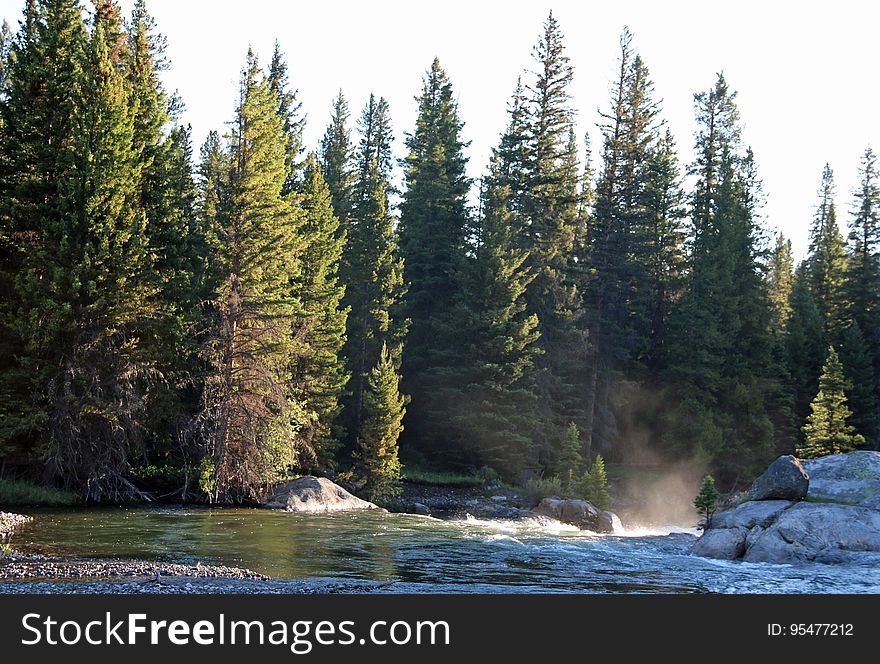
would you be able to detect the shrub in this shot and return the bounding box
[525,476,563,506]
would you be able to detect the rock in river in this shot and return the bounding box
[693,451,880,565]
[749,455,809,501]
[264,476,380,513]
[804,451,880,506]
[532,498,616,533]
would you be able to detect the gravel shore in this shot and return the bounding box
[0,511,32,537]
[0,556,268,581]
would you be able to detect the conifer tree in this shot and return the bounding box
[198,51,304,502]
[267,40,306,195]
[0,2,160,499]
[798,346,865,458]
[838,322,879,446]
[807,164,849,340]
[665,75,777,484]
[558,421,582,494]
[354,343,405,502]
[290,155,349,470]
[517,14,586,459]
[767,233,794,334]
[341,113,407,452]
[398,57,471,452]
[845,147,880,436]
[443,162,541,477]
[319,90,356,224]
[786,265,828,436]
[694,475,720,529]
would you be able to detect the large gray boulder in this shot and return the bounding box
[691,526,749,560]
[265,476,380,512]
[749,455,809,501]
[804,451,880,506]
[744,502,880,565]
[710,500,793,529]
[532,498,615,533]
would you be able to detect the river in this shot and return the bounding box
[4,506,879,593]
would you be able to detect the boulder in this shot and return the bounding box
[532,498,616,533]
[691,527,748,560]
[744,502,880,565]
[710,500,793,530]
[264,476,379,512]
[804,451,880,507]
[749,455,809,501]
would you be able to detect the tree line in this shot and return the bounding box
[0,2,876,503]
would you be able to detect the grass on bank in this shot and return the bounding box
[0,478,80,506]
[401,467,487,487]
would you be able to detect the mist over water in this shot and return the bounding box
[5,506,878,594]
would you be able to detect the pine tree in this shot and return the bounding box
[517,13,586,461]
[398,57,471,453]
[290,155,349,471]
[786,264,828,437]
[319,90,356,224]
[798,346,865,458]
[807,164,849,340]
[354,343,405,503]
[694,475,720,529]
[341,109,407,453]
[838,322,879,446]
[665,75,777,485]
[0,2,160,500]
[198,51,304,502]
[126,0,202,463]
[558,421,582,494]
[267,40,306,195]
[845,147,880,441]
[443,164,540,478]
[767,233,794,333]
[579,454,611,510]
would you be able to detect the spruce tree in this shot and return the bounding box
[354,343,405,502]
[786,264,828,436]
[398,57,471,452]
[444,161,541,477]
[558,421,582,494]
[665,75,777,484]
[807,164,849,340]
[0,2,159,499]
[845,147,880,441]
[767,233,794,334]
[319,90,356,224]
[798,346,865,458]
[518,13,587,460]
[267,40,306,195]
[838,322,879,446]
[290,155,350,471]
[198,51,304,502]
[341,113,407,454]
[694,475,720,529]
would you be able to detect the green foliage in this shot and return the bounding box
[289,156,350,471]
[525,476,563,506]
[398,57,471,455]
[694,475,720,529]
[578,454,611,509]
[197,51,304,503]
[402,467,485,488]
[196,457,215,498]
[354,344,406,502]
[798,346,865,458]
[0,478,80,506]
[557,422,582,493]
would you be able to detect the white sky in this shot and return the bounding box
[2,0,879,259]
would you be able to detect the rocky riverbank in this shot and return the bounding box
[692,452,880,565]
[0,511,32,538]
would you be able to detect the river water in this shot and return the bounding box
[5,506,879,593]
